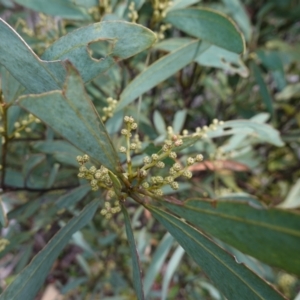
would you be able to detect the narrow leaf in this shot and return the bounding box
[278,179,300,209]
[155,38,248,77]
[251,61,274,115]
[0,196,8,228]
[144,233,174,296]
[121,204,145,300]
[162,245,185,300]
[18,62,120,173]
[55,185,91,209]
[165,8,245,54]
[0,199,99,300]
[161,199,300,275]
[116,40,207,111]
[148,205,285,300]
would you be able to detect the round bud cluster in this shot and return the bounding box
[155,161,165,168]
[128,1,138,23]
[182,170,192,178]
[139,169,148,178]
[152,189,164,196]
[132,134,142,153]
[187,157,195,166]
[192,120,224,137]
[119,146,126,153]
[143,156,151,164]
[195,154,204,162]
[100,200,121,219]
[152,0,173,22]
[11,113,40,138]
[102,97,118,122]
[76,155,112,191]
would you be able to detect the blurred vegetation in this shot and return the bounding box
[0,0,300,299]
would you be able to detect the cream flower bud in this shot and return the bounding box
[89,166,97,174]
[151,154,159,161]
[195,154,204,162]
[131,123,138,130]
[173,163,181,171]
[183,170,192,178]
[170,181,179,190]
[143,156,151,164]
[142,182,150,189]
[119,146,126,153]
[82,154,89,162]
[187,157,195,166]
[155,161,165,168]
[169,152,177,159]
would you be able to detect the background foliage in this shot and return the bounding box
[0,0,300,299]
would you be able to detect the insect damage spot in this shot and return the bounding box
[87,39,116,62]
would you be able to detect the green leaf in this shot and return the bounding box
[165,8,245,54]
[195,44,248,77]
[42,21,157,83]
[55,184,90,209]
[177,119,284,152]
[144,233,174,296]
[172,109,187,134]
[0,67,24,103]
[275,83,300,101]
[167,0,201,11]
[121,204,145,300]
[256,50,286,91]
[0,196,8,228]
[162,245,185,300]
[0,19,156,94]
[0,19,65,93]
[147,205,285,300]
[33,140,83,167]
[278,179,300,209]
[154,38,248,77]
[14,0,91,20]
[251,62,274,116]
[160,198,300,275]
[153,110,167,136]
[116,40,208,111]
[18,62,121,173]
[0,199,99,300]
[222,0,252,41]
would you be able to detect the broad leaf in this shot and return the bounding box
[161,198,300,275]
[0,18,65,93]
[222,0,252,42]
[121,204,145,300]
[18,62,120,173]
[0,19,156,94]
[165,8,245,54]
[148,205,285,300]
[116,40,208,111]
[0,199,100,300]
[14,0,91,20]
[42,21,157,83]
